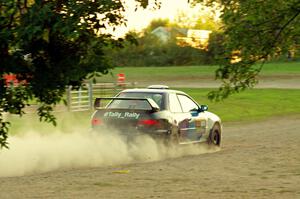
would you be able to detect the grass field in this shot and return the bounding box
[259,61,300,74]
[180,88,300,122]
[97,62,300,83]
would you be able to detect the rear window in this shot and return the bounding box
[107,99,152,110]
[107,92,164,110]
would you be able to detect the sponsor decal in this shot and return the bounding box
[103,111,140,119]
[195,120,206,128]
[195,119,207,134]
[201,120,206,127]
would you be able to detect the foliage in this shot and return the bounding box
[108,33,208,66]
[144,18,171,33]
[107,3,226,67]
[193,14,220,31]
[206,31,225,64]
[0,0,156,148]
[173,7,221,31]
[192,0,300,101]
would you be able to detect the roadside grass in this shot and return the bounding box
[181,88,300,122]
[259,62,300,75]
[7,88,300,135]
[97,65,218,82]
[96,62,300,83]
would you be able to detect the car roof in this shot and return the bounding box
[120,88,186,95]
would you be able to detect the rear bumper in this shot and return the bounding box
[92,126,169,139]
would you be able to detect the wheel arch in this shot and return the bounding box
[212,121,222,133]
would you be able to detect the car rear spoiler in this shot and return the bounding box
[94,97,160,112]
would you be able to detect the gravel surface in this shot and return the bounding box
[1,115,300,199]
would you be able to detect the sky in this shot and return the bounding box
[113,0,214,37]
[125,0,192,29]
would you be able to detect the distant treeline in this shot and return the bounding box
[106,32,222,66]
[106,32,300,67]
[109,41,211,66]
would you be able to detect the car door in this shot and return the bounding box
[168,93,191,144]
[177,94,208,143]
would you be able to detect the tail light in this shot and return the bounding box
[92,118,102,126]
[138,119,161,128]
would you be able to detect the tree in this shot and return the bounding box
[173,6,221,31]
[206,31,225,64]
[144,18,171,33]
[0,0,156,148]
[107,28,208,67]
[192,0,300,100]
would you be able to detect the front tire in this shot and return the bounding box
[208,124,221,146]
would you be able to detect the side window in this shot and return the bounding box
[177,94,199,113]
[169,93,182,113]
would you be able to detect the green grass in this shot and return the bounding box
[97,62,300,83]
[98,65,218,82]
[260,62,300,75]
[181,88,300,122]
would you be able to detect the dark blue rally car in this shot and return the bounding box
[91,85,222,146]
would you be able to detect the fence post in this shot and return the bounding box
[88,82,93,110]
[66,86,72,111]
[78,86,82,108]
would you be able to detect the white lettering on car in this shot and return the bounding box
[104,112,140,119]
[104,112,122,118]
[124,112,140,119]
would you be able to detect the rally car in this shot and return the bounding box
[91,85,222,146]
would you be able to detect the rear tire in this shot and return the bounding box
[208,124,221,146]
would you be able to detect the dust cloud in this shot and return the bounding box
[0,127,218,178]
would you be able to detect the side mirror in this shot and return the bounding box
[94,98,101,109]
[200,105,208,112]
[94,98,108,109]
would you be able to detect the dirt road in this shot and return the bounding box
[1,115,300,199]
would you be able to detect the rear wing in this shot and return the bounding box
[94,97,160,112]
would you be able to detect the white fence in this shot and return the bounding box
[66,82,136,112]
